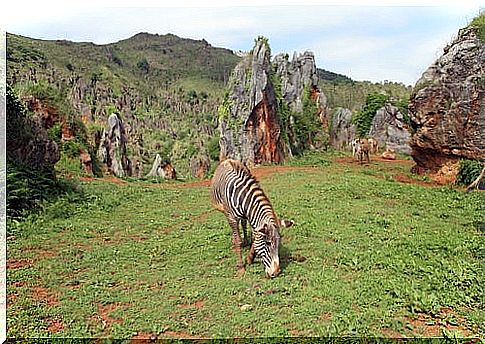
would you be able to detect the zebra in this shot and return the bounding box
[210,159,293,278]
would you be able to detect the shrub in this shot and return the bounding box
[352,92,389,137]
[7,161,59,218]
[456,159,483,186]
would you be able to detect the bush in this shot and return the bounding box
[7,161,59,218]
[456,159,483,186]
[352,92,389,137]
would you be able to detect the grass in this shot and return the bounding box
[7,154,484,339]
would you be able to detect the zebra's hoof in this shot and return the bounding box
[236,267,246,277]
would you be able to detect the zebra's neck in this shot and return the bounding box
[249,211,277,232]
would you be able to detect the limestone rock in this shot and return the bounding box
[369,104,411,155]
[219,38,328,165]
[98,113,132,177]
[329,108,356,150]
[409,23,485,172]
[190,154,211,178]
[381,148,396,160]
[7,93,60,169]
[147,154,176,179]
[219,37,286,165]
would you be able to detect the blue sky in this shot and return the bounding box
[1,2,482,85]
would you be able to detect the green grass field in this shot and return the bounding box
[7,154,484,339]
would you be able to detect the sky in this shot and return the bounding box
[1,1,483,85]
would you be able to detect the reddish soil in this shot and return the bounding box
[380,327,403,338]
[47,318,65,333]
[393,174,442,188]
[95,303,124,327]
[403,308,477,337]
[131,332,158,342]
[176,299,205,309]
[7,259,33,269]
[31,286,59,307]
[335,156,413,165]
[79,176,126,185]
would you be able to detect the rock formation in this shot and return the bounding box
[146,154,177,179]
[369,104,411,154]
[329,108,356,150]
[219,37,328,165]
[98,113,132,177]
[409,23,485,173]
[219,38,286,165]
[6,91,59,170]
[190,154,211,178]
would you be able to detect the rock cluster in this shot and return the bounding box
[219,38,327,165]
[369,104,411,154]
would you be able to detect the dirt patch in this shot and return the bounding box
[393,174,442,188]
[47,317,65,333]
[79,176,126,185]
[162,209,215,234]
[176,299,205,309]
[335,156,413,165]
[320,312,332,321]
[31,286,59,307]
[403,308,476,337]
[131,332,158,342]
[95,303,124,327]
[7,258,33,269]
[380,327,403,338]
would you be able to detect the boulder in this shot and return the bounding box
[409,23,485,173]
[190,154,211,178]
[147,154,176,179]
[369,104,411,155]
[329,107,356,150]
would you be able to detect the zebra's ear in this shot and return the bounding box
[261,223,269,234]
[280,219,294,228]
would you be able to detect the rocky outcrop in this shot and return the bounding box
[369,104,411,154]
[219,38,328,165]
[8,97,61,169]
[98,113,132,177]
[146,154,176,179]
[190,154,211,178]
[219,38,286,165]
[329,108,356,150]
[409,23,485,173]
[273,51,329,151]
[273,51,325,113]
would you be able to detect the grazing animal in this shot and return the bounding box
[350,138,360,159]
[210,159,293,278]
[357,139,370,164]
[368,138,379,154]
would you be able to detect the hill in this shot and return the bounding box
[7,32,241,178]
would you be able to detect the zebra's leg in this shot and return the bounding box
[228,217,245,271]
[247,241,256,265]
[241,219,250,247]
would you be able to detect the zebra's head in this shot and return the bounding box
[255,222,281,278]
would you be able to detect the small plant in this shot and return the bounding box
[456,159,482,186]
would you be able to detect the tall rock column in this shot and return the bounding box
[219,37,286,165]
[409,22,485,173]
[98,113,132,177]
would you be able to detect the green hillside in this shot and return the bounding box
[7,32,241,178]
